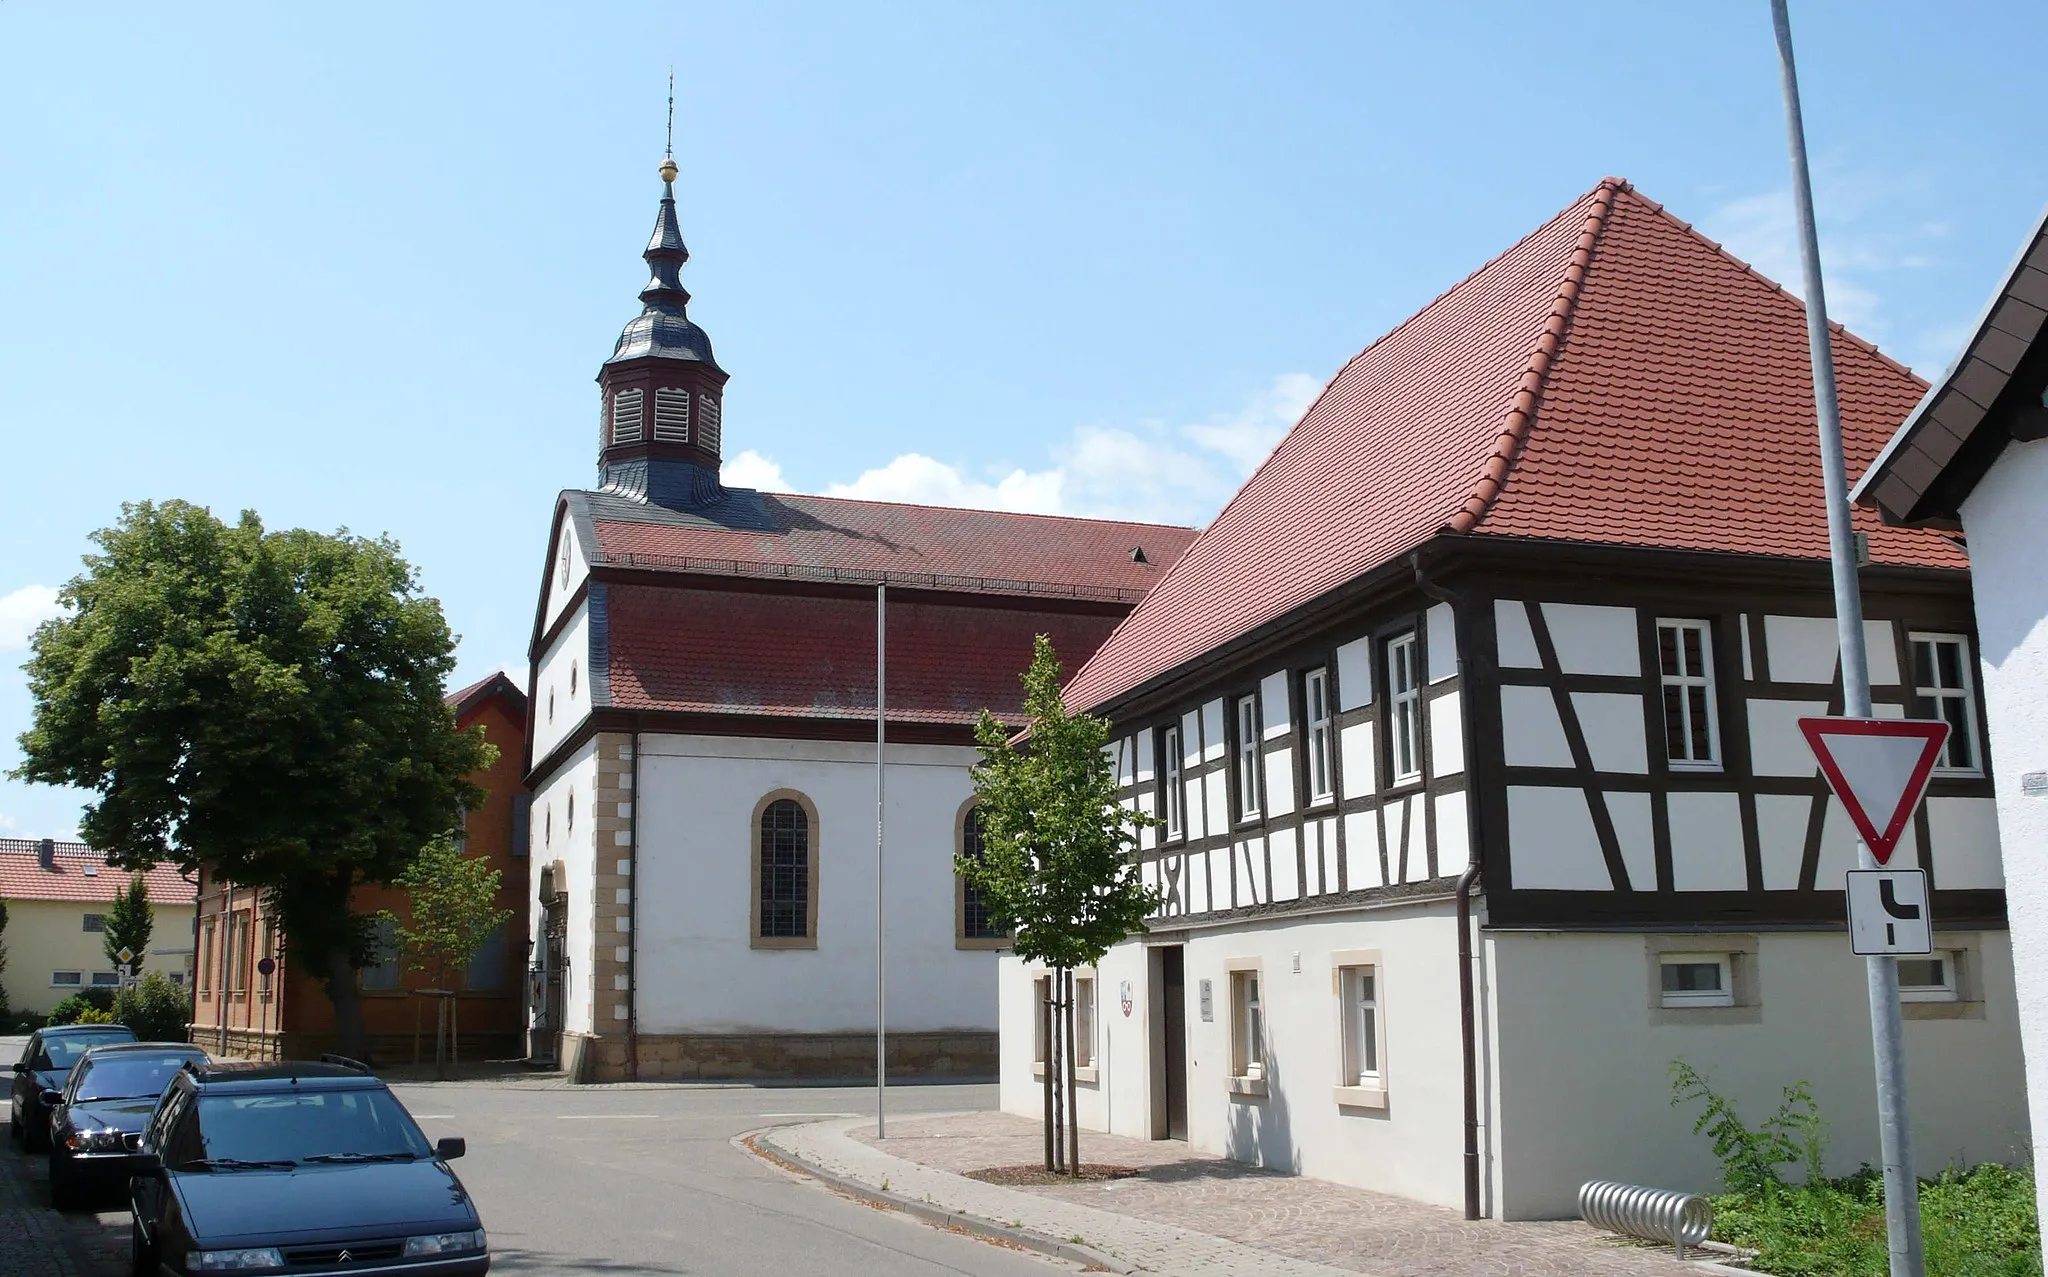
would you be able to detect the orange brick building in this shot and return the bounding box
[191,673,530,1062]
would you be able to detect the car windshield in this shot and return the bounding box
[33,1031,137,1072]
[73,1053,204,1103]
[178,1089,432,1166]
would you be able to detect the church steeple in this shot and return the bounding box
[596,150,730,507]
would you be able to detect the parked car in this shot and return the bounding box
[47,1042,210,1209]
[9,1023,139,1152]
[130,1057,488,1276]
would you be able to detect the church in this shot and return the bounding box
[524,155,1196,1082]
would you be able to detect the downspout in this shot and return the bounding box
[626,726,642,1082]
[1412,552,1485,1221]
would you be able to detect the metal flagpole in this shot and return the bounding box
[876,582,888,1138]
[1769,5,1924,1273]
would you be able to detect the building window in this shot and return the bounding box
[465,923,509,992]
[1659,953,1734,1008]
[1303,667,1334,803]
[753,793,817,947]
[1340,962,1382,1089]
[610,388,644,444]
[82,913,105,933]
[1387,633,1422,782]
[167,972,186,988]
[1032,975,1051,1070]
[958,805,1005,945]
[1235,695,1261,819]
[90,971,121,988]
[227,912,251,993]
[1658,619,1720,769]
[1911,634,1980,773]
[199,920,215,996]
[567,789,575,835]
[258,922,277,994]
[1229,967,1265,1084]
[653,387,691,442]
[51,971,82,988]
[698,394,722,453]
[1074,975,1096,1070]
[362,916,402,992]
[569,660,578,697]
[1161,726,1184,839]
[1898,952,1961,1003]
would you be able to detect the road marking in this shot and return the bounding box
[556,1113,661,1120]
[410,1114,454,1120]
[756,1112,858,1118]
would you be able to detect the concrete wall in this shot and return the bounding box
[633,733,996,1036]
[1961,434,2048,1234]
[1486,928,2030,1219]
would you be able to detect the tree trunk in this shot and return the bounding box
[1065,968,1080,1177]
[323,945,371,1064]
[1042,982,1055,1171]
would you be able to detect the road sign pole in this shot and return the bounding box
[1771,4,1925,1272]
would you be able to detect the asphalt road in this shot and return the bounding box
[1,1034,1067,1277]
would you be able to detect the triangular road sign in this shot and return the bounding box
[1798,717,1951,865]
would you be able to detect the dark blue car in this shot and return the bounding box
[47,1041,209,1209]
[130,1057,488,1276]
[9,1023,138,1152]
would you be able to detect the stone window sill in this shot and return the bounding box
[1031,1062,1099,1084]
[1334,1084,1388,1110]
[1227,1075,1268,1098]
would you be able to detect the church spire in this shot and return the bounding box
[594,108,731,507]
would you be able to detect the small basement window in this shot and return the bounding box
[1898,952,1960,1003]
[90,971,122,988]
[1659,953,1734,1008]
[51,971,82,988]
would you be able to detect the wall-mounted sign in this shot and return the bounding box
[2022,771,2047,797]
[1118,980,1133,1017]
[1198,978,1214,1023]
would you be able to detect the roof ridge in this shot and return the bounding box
[762,489,1196,534]
[1622,186,1929,388]
[1447,177,1625,533]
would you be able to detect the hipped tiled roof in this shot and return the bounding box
[1065,178,1963,712]
[0,841,196,905]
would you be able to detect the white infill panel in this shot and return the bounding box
[1135,727,1156,782]
[1269,827,1301,902]
[1343,812,1383,891]
[1668,791,1746,891]
[1541,603,1641,676]
[1187,851,1211,914]
[1506,786,1608,890]
[1339,722,1376,799]
[1185,778,1206,841]
[1756,793,1810,890]
[1200,701,1226,760]
[1928,796,2004,889]
[1235,840,1267,907]
[1502,685,1572,768]
[1573,692,1647,773]
[1495,599,1542,668]
[1204,771,1228,836]
[1606,790,1655,891]
[1433,792,1470,873]
[1381,799,1410,884]
[1316,818,1340,894]
[1335,637,1373,709]
[1428,692,1465,776]
[1426,603,1458,682]
[1749,699,1832,776]
[1764,615,1840,684]
[1264,747,1296,818]
[1864,620,1900,685]
[1260,671,1292,737]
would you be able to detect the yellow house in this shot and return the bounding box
[1,839,197,1015]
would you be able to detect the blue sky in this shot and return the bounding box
[3,1,2044,838]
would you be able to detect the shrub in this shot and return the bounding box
[1670,1059,1824,1194]
[113,972,190,1043]
[45,987,117,1025]
[72,1006,115,1025]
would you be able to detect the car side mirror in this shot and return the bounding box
[435,1136,466,1161]
[9,1062,26,1075]
[38,1090,61,1109]
[129,1151,163,1176]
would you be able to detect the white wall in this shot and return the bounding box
[542,515,588,633]
[530,601,591,764]
[1961,434,2048,1234]
[529,739,600,1035]
[632,733,993,1034]
[1487,929,2029,1219]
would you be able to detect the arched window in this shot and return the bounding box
[752,793,817,948]
[957,803,1006,948]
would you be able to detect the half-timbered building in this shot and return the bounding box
[526,158,1195,1082]
[997,178,2029,1219]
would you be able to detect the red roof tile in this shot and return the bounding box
[605,584,1123,725]
[0,841,196,905]
[1066,179,1962,712]
[589,493,1196,603]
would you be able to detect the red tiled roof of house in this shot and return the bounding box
[0,840,196,905]
[446,671,527,719]
[1065,178,1963,712]
[605,584,1123,725]
[589,493,1196,603]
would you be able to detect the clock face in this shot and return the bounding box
[559,541,570,588]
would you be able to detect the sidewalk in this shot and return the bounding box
[760,1111,1735,1277]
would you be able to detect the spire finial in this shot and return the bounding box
[659,70,678,188]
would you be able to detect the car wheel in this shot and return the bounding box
[129,1219,158,1277]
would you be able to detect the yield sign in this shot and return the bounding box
[1798,717,1950,865]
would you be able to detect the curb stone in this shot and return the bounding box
[742,1125,1135,1273]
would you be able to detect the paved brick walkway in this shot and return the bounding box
[769,1111,1725,1277]
[0,1114,123,1277]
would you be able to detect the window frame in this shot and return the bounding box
[50,971,83,989]
[1386,632,1422,784]
[1226,960,1266,1094]
[1909,632,1982,775]
[81,913,105,933]
[1073,974,1097,1071]
[751,790,820,950]
[1234,694,1262,820]
[1303,667,1335,805]
[1898,951,1962,1004]
[1658,952,1735,1008]
[1160,726,1184,841]
[90,971,122,988]
[360,915,402,993]
[955,801,1007,950]
[1657,618,1722,771]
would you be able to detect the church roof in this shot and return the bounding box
[1064,177,1964,713]
[564,486,1196,604]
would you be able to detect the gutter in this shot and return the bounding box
[1411,551,1486,1221]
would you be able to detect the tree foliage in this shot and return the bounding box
[959,635,1158,970]
[12,500,494,1058]
[113,972,190,1042]
[104,874,154,973]
[381,836,512,990]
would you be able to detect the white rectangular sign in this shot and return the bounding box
[1846,869,1932,956]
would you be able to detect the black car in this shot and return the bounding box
[130,1057,487,1276]
[48,1042,210,1209]
[9,1023,139,1152]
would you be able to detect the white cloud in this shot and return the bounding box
[0,584,65,650]
[728,373,1323,528]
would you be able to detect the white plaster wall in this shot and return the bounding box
[1339,722,1376,800]
[1506,785,1608,890]
[1489,929,2029,1219]
[1501,685,1570,769]
[1261,672,1292,738]
[1542,604,1639,676]
[1960,435,2048,1237]
[542,517,589,633]
[1496,600,1542,669]
[1426,603,1458,682]
[1428,692,1464,776]
[632,733,993,1034]
[1762,616,1901,686]
[1001,904,1471,1210]
[529,740,600,1034]
[1335,638,1374,709]
[1572,692,1645,773]
[1668,791,1745,891]
[530,602,592,764]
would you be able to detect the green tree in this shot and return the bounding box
[12,500,493,1060]
[958,634,1158,1173]
[380,836,512,1076]
[103,874,154,974]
